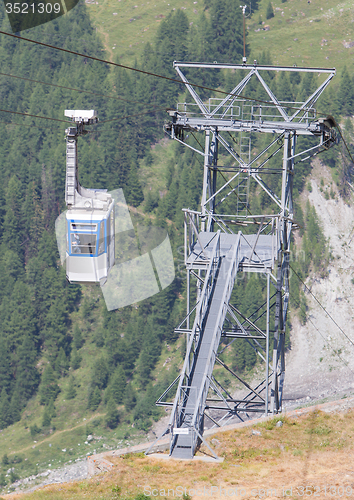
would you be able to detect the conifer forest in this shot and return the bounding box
[0,0,353,479]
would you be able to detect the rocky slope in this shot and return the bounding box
[284,159,354,403]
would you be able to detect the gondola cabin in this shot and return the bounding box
[64,109,116,284]
[65,196,115,284]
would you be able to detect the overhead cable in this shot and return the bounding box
[292,296,354,377]
[0,29,335,116]
[0,29,230,97]
[2,29,354,170]
[0,107,68,123]
[0,118,46,129]
[290,264,354,349]
[0,70,168,112]
[334,120,354,164]
[0,107,156,128]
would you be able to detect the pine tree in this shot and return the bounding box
[15,336,39,403]
[105,396,120,429]
[2,175,24,258]
[88,386,101,411]
[71,347,82,371]
[136,324,161,388]
[145,190,159,213]
[109,365,126,404]
[337,66,354,116]
[297,72,316,102]
[38,365,60,405]
[124,384,137,411]
[232,341,246,372]
[0,389,11,429]
[126,164,144,207]
[208,0,244,63]
[4,281,37,358]
[24,181,43,262]
[55,347,69,377]
[9,387,22,424]
[91,357,109,390]
[42,300,70,363]
[73,324,83,350]
[0,337,12,396]
[66,376,77,400]
[277,73,293,102]
[42,406,52,427]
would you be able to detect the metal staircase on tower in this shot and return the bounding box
[146,61,338,460]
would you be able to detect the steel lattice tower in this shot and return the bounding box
[148,62,338,459]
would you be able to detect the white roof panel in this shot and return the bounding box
[65,110,97,123]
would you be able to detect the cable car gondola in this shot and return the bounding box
[64,110,115,284]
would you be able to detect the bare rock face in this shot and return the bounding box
[285,159,354,402]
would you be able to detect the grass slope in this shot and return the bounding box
[6,404,354,499]
[248,0,354,72]
[85,0,202,65]
[85,0,354,74]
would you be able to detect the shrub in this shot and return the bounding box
[30,424,41,437]
[266,1,274,19]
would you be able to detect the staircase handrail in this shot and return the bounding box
[190,232,242,451]
[168,231,221,447]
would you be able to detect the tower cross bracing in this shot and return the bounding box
[149,62,338,459]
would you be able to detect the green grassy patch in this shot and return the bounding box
[85,0,203,66]
[248,0,354,72]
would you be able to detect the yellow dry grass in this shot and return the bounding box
[4,409,354,500]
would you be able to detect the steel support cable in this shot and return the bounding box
[290,264,354,350]
[291,297,354,378]
[334,121,354,164]
[0,29,254,103]
[0,118,45,129]
[0,30,336,118]
[0,39,344,182]
[0,107,68,123]
[0,70,169,113]
[227,131,239,148]
[190,131,204,152]
[99,108,156,124]
[0,107,157,128]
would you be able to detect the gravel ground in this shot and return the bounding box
[6,459,88,495]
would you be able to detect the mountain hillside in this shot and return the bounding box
[0,0,354,493]
[86,0,354,72]
[247,0,354,72]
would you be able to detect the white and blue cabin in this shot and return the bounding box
[64,110,115,283]
[66,193,115,283]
